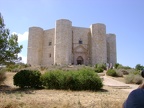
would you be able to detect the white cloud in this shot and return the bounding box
[12,31,28,42]
[18,54,27,64]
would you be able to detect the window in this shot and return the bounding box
[49,53,51,58]
[49,42,52,46]
[79,39,82,44]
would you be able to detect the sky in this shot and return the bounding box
[0,0,144,68]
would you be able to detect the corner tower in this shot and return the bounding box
[107,33,117,65]
[90,23,107,65]
[54,19,72,65]
[27,27,43,66]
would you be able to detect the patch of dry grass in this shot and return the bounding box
[0,72,128,108]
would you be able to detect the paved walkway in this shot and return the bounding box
[103,76,139,93]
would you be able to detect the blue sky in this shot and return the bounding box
[0,0,144,67]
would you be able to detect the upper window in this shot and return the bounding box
[79,39,82,44]
[49,42,52,46]
[49,53,51,58]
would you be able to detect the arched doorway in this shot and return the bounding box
[77,56,84,65]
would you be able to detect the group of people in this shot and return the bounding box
[123,70,144,108]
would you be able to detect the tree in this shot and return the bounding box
[135,64,144,71]
[0,13,23,65]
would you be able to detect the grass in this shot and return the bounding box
[0,72,129,108]
[0,88,127,108]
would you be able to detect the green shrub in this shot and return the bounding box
[95,64,106,70]
[13,70,42,88]
[131,70,140,75]
[115,69,128,76]
[121,69,129,75]
[125,74,134,84]
[125,73,143,84]
[6,63,29,72]
[121,66,131,69]
[115,69,123,77]
[115,63,132,69]
[114,63,120,69]
[40,70,65,89]
[41,68,103,91]
[106,69,117,77]
[95,67,104,73]
[6,64,18,72]
[115,64,123,69]
[121,69,136,75]
[0,68,6,85]
[133,74,143,84]
[40,66,48,71]
[135,64,144,71]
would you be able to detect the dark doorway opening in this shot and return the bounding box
[77,56,84,65]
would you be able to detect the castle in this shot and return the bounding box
[27,19,117,66]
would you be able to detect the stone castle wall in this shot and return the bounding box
[27,27,43,66]
[27,19,117,66]
[90,24,107,65]
[42,28,55,66]
[54,19,72,65]
[72,27,90,65]
[72,27,89,49]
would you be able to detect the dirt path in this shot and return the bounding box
[103,75,139,93]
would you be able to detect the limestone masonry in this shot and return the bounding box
[27,19,117,66]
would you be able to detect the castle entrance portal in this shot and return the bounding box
[77,56,84,65]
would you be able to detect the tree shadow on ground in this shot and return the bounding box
[0,85,37,94]
[98,88,109,92]
[0,84,109,94]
